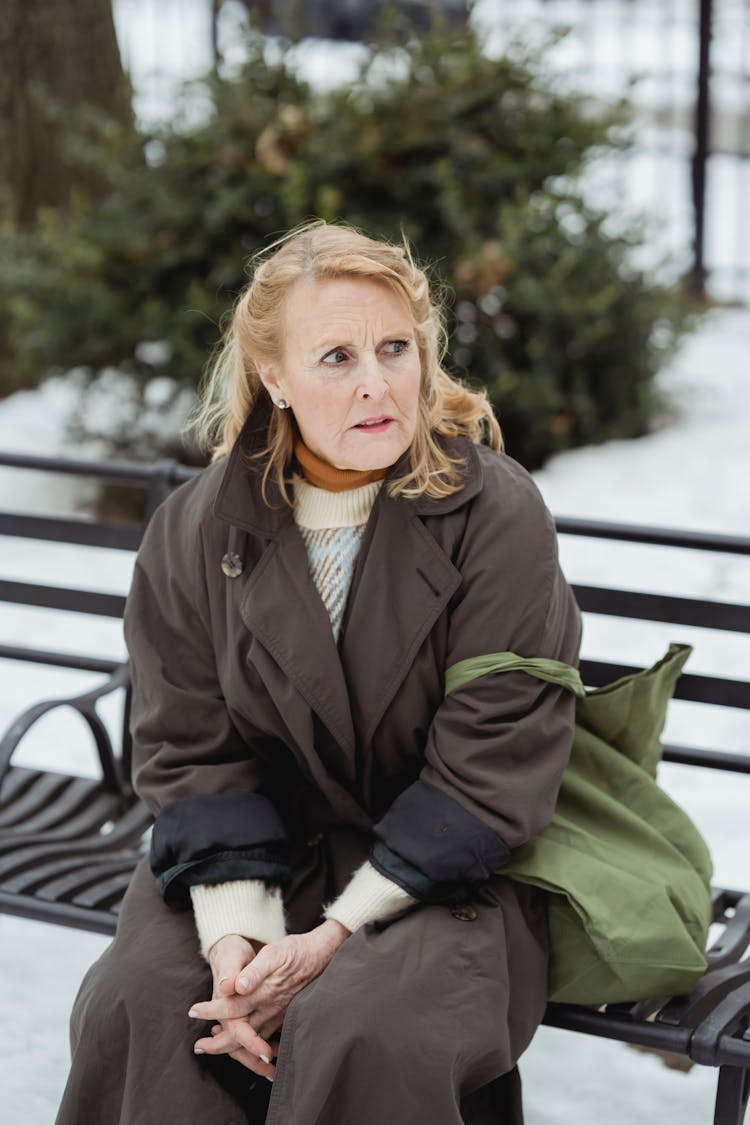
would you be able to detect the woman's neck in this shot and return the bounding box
[294,433,389,493]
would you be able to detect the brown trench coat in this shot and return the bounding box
[57,403,582,1125]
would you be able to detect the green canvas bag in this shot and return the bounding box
[445,642,713,1005]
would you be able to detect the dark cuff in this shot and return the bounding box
[372,779,510,896]
[150,790,291,908]
[370,840,473,904]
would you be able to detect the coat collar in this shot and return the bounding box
[212,397,294,538]
[212,395,484,536]
[211,396,485,805]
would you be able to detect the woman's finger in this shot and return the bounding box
[222,1017,275,1061]
[246,1006,284,1042]
[234,941,285,998]
[195,1015,273,1058]
[194,1027,238,1054]
[198,1028,277,1079]
[228,1045,276,1080]
[208,934,255,1000]
[189,995,253,1022]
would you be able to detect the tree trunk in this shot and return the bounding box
[0,0,132,225]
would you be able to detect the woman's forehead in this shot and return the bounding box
[283,276,414,340]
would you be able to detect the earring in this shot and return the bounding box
[276,398,289,409]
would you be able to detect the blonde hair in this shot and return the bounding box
[188,218,502,504]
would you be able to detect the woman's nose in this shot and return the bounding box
[357,354,389,399]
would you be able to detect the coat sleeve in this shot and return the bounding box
[124,484,291,908]
[369,457,582,902]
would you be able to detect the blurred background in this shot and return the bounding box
[1,0,748,474]
[1,2,749,1122]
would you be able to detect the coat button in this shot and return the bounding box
[305,831,325,846]
[221,551,243,578]
[450,904,478,922]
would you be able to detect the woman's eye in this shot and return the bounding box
[321,348,349,366]
[385,339,411,356]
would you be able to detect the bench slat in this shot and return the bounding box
[0,579,126,618]
[580,659,750,711]
[0,771,71,826]
[0,764,37,807]
[0,646,120,673]
[543,1002,694,1054]
[658,964,750,1028]
[573,585,750,633]
[0,511,142,551]
[4,853,136,896]
[73,871,139,910]
[6,792,126,840]
[36,857,139,903]
[0,889,123,935]
[662,746,750,773]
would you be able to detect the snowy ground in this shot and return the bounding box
[0,306,748,1121]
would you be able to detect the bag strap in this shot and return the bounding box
[445,651,586,698]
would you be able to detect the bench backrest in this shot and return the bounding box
[1,452,748,778]
[556,516,750,774]
[0,450,197,659]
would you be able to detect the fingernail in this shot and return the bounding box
[194,1048,205,1055]
[266,1076,274,1083]
[238,977,250,991]
[188,1008,199,1018]
[259,1054,271,1064]
[218,976,230,986]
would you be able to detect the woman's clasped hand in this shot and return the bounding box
[189,921,351,1080]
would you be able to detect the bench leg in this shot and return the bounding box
[714,1066,750,1125]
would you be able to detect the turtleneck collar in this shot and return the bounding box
[293,431,389,493]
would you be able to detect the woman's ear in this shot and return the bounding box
[255,360,284,404]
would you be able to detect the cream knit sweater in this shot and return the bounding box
[191,478,417,957]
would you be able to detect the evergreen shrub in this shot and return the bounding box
[0,25,695,468]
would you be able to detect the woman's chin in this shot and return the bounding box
[336,430,411,472]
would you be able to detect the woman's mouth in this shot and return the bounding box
[353,416,393,433]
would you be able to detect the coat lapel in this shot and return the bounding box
[336,437,484,750]
[238,520,357,765]
[212,398,484,795]
[338,490,463,749]
[213,402,359,786]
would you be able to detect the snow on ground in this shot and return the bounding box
[0,307,748,1121]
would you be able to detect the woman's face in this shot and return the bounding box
[256,276,422,471]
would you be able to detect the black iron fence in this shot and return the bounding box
[472,0,750,304]
[111,0,750,303]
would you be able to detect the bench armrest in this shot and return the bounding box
[0,661,131,793]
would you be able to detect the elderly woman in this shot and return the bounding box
[57,220,581,1125]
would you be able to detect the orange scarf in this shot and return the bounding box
[293,433,389,493]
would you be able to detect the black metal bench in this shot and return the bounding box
[0,451,196,932]
[1,451,749,1124]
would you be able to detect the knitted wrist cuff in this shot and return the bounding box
[322,860,418,934]
[190,880,287,959]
